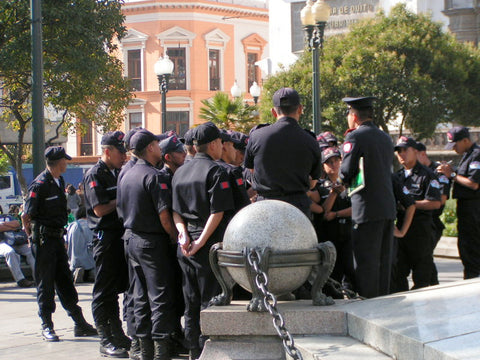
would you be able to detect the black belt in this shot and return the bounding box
[39,225,65,238]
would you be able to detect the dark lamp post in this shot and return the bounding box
[154,55,174,132]
[249,81,261,105]
[301,0,330,135]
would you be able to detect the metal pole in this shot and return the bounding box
[31,0,45,176]
[159,75,169,132]
[312,45,320,134]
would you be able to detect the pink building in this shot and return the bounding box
[67,0,269,163]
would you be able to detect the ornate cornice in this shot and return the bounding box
[122,1,268,19]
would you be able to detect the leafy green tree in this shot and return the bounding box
[199,92,258,134]
[261,4,480,140]
[0,0,131,191]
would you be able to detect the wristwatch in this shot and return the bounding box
[450,172,457,180]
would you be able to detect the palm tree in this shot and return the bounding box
[199,92,258,133]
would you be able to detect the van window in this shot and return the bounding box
[0,176,11,190]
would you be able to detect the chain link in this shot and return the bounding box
[247,248,303,360]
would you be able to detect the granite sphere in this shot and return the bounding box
[223,200,318,295]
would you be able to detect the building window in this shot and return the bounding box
[166,111,189,135]
[247,53,259,89]
[127,49,142,91]
[128,112,142,130]
[79,119,93,156]
[167,48,186,90]
[209,49,221,91]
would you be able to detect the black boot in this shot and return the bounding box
[97,323,129,358]
[71,310,98,336]
[153,339,172,360]
[129,336,141,360]
[42,325,60,342]
[189,348,202,360]
[110,318,132,350]
[139,338,154,360]
[41,315,59,342]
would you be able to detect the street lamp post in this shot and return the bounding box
[230,80,242,98]
[249,81,261,105]
[154,55,174,132]
[301,0,330,135]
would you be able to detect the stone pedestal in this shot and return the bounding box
[199,300,350,360]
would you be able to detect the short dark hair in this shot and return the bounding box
[195,143,209,153]
[274,104,300,116]
[132,147,147,158]
[46,158,61,167]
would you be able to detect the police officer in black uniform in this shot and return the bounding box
[312,147,354,297]
[83,131,130,358]
[182,128,196,163]
[23,146,96,342]
[158,135,188,356]
[118,127,143,360]
[172,122,234,360]
[339,96,396,298]
[392,136,441,292]
[217,130,250,215]
[416,141,451,285]
[244,87,322,217]
[118,129,178,360]
[438,126,480,279]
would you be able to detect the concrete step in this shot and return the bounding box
[434,236,459,258]
[291,335,393,360]
[338,279,480,360]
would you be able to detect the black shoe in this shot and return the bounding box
[189,348,202,360]
[97,324,129,358]
[100,344,129,358]
[17,278,34,288]
[139,338,154,360]
[170,332,187,356]
[74,322,98,336]
[42,327,60,342]
[110,319,132,350]
[129,337,141,360]
[153,339,172,360]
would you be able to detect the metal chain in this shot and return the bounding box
[247,248,303,360]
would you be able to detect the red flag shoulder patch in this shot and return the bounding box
[220,181,230,189]
[30,191,37,199]
[343,142,353,154]
[89,181,97,189]
[236,178,244,186]
[160,183,168,190]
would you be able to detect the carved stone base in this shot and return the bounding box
[199,336,285,360]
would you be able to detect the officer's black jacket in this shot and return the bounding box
[244,116,321,196]
[340,121,396,224]
[453,143,480,200]
[24,169,67,228]
[172,153,234,238]
[313,178,351,243]
[393,161,442,221]
[117,159,170,235]
[83,159,122,231]
[216,159,250,214]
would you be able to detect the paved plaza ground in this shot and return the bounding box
[0,257,464,360]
